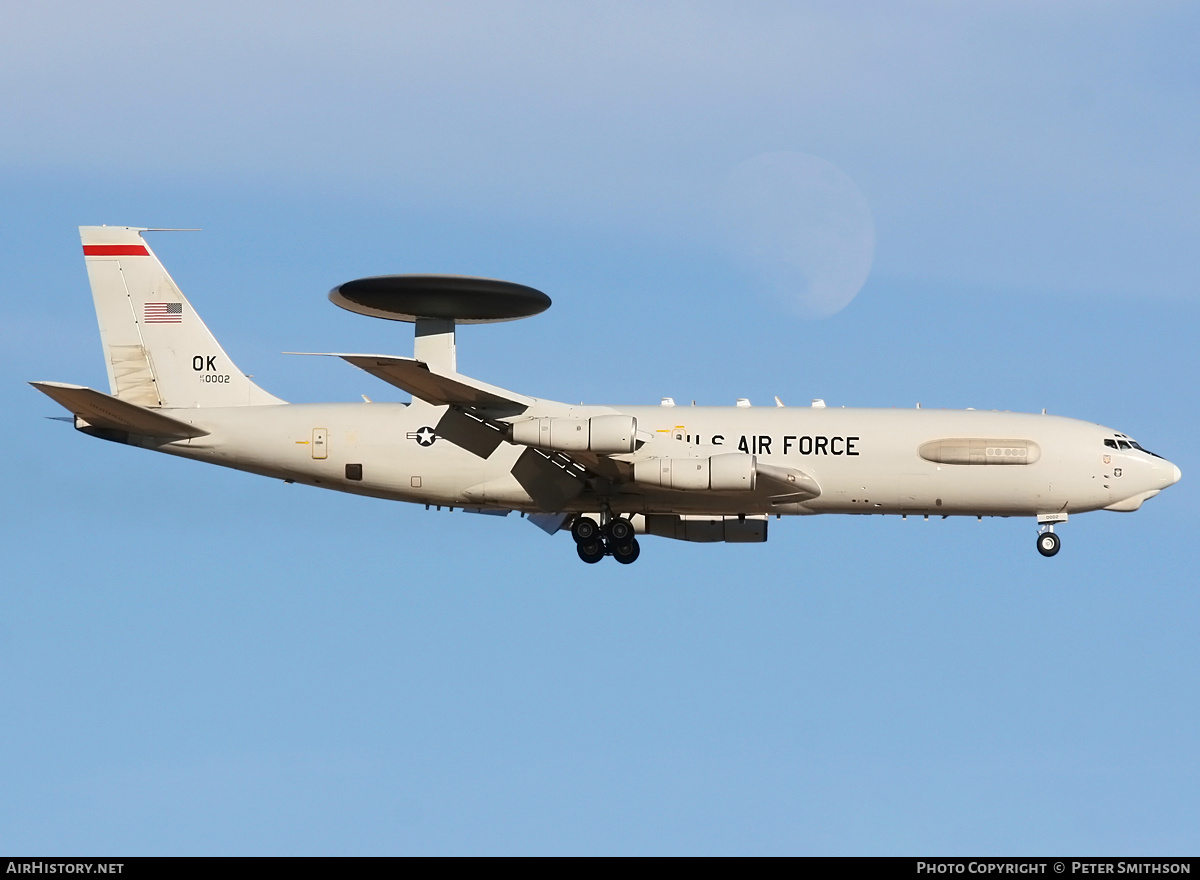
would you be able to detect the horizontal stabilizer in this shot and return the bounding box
[30,382,208,440]
[288,353,531,417]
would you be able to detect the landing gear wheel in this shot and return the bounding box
[1037,531,1061,557]
[571,516,600,544]
[608,517,634,543]
[612,538,640,565]
[577,540,606,564]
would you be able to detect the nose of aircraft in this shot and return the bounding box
[1155,459,1182,489]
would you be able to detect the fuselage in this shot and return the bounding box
[138,399,1181,519]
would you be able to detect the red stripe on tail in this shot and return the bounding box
[83,245,149,256]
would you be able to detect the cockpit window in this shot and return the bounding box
[1108,436,1162,457]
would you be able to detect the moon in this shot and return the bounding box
[724,152,876,319]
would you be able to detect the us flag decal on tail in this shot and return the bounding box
[144,302,182,323]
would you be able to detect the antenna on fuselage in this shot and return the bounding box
[327,274,552,374]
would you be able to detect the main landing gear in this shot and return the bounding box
[571,515,641,565]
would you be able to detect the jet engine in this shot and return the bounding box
[632,453,756,491]
[510,414,637,454]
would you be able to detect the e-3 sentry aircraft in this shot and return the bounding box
[32,227,1182,564]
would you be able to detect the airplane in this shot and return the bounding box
[31,226,1182,564]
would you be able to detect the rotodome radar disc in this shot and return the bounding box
[329,274,551,323]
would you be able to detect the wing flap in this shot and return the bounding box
[528,512,570,535]
[567,450,633,480]
[434,407,507,459]
[510,447,586,511]
[30,382,209,439]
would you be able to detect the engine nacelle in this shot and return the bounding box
[641,514,768,543]
[510,414,637,454]
[632,453,757,491]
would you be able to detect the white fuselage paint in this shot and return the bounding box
[144,399,1178,519]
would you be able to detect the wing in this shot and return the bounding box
[291,353,815,512]
[293,351,538,461]
[287,352,531,417]
[291,353,593,505]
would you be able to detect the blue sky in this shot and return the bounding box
[2,2,1197,855]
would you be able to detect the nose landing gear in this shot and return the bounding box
[1035,514,1066,557]
[1036,530,1061,557]
[570,515,641,564]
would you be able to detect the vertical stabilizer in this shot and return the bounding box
[80,227,283,408]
